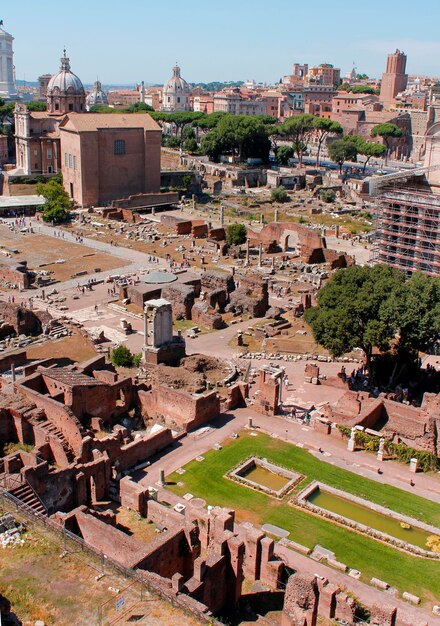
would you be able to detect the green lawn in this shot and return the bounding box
[168,432,440,603]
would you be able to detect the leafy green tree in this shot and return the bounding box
[167,111,204,137]
[275,145,294,165]
[356,140,387,173]
[88,104,116,113]
[200,130,223,161]
[312,117,343,166]
[271,186,289,203]
[226,223,247,246]
[111,345,136,368]
[305,265,405,374]
[328,137,358,173]
[200,115,271,162]
[128,102,154,112]
[394,272,440,355]
[192,111,228,130]
[27,101,47,111]
[254,114,277,125]
[0,99,14,128]
[351,85,378,95]
[164,137,181,148]
[278,114,315,167]
[36,180,71,223]
[371,123,403,164]
[183,137,198,153]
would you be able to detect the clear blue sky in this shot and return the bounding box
[4,0,440,86]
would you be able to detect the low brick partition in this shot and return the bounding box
[296,481,440,558]
[226,456,303,499]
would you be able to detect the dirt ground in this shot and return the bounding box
[231,316,329,356]
[26,327,98,363]
[0,224,126,282]
[0,507,203,626]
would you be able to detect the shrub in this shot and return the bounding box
[110,345,135,368]
[271,186,289,203]
[164,137,181,148]
[320,189,336,203]
[226,223,247,246]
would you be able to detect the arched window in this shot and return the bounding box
[114,139,126,155]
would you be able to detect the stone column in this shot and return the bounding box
[158,468,165,486]
[409,458,418,473]
[220,205,225,225]
[347,427,356,452]
[143,305,149,345]
[377,437,385,462]
[258,242,263,267]
[245,238,250,266]
[274,208,279,223]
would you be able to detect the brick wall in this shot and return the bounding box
[138,387,220,432]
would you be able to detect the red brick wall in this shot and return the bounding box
[138,387,220,431]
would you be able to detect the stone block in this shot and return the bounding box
[371,577,389,590]
[402,591,420,605]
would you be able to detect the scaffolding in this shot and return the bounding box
[372,182,440,277]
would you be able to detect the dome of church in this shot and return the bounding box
[86,80,109,108]
[47,50,85,97]
[163,65,190,96]
[161,65,191,112]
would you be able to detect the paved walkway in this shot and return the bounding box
[139,407,440,502]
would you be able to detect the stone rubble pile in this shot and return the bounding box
[238,352,362,363]
[0,514,25,548]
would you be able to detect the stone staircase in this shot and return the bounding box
[8,482,47,515]
[29,412,76,464]
[46,319,69,339]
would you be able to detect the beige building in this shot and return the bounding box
[59,113,161,207]
[307,64,341,87]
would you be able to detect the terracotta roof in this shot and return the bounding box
[60,112,160,132]
[29,112,64,120]
[40,368,106,387]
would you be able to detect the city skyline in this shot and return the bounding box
[4,0,440,86]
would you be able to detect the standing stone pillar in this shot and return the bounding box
[220,205,225,226]
[258,242,263,267]
[377,437,385,462]
[274,208,279,223]
[347,427,356,452]
[158,468,165,486]
[409,458,418,473]
[248,417,253,428]
[143,305,149,344]
[245,238,250,266]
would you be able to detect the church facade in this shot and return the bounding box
[13,50,162,207]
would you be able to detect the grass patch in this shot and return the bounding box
[168,432,440,602]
